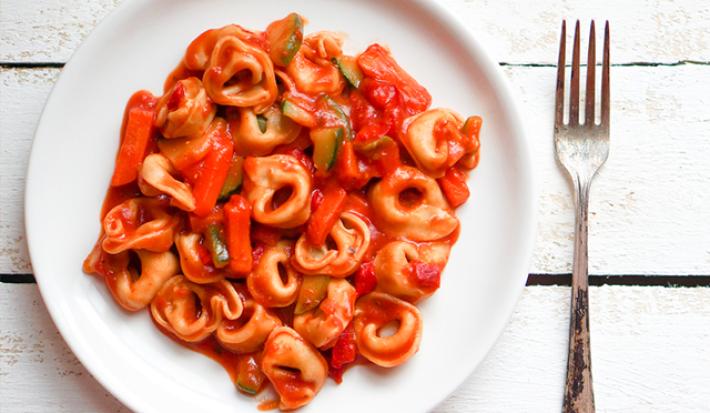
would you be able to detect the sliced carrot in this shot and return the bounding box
[224,195,252,275]
[306,181,347,245]
[111,108,155,186]
[191,125,234,216]
[335,141,372,190]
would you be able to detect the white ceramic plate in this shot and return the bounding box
[26,0,535,411]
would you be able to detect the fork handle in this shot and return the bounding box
[563,177,595,413]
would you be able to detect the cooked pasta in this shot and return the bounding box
[374,241,450,302]
[155,77,216,139]
[291,211,371,277]
[230,106,301,156]
[203,35,278,112]
[84,13,481,410]
[242,154,312,228]
[261,327,328,410]
[353,292,423,367]
[151,275,243,342]
[216,293,282,354]
[294,278,356,349]
[247,241,301,307]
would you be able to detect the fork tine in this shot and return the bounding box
[585,21,596,127]
[601,21,610,129]
[555,21,566,127]
[569,20,581,125]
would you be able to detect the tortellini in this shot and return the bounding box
[369,166,458,241]
[230,105,301,156]
[139,153,196,211]
[175,232,226,284]
[353,292,423,368]
[155,77,216,139]
[151,275,243,342]
[286,32,345,95]
[242,154,312,228]
[216,295,282,354]
[247,241,301,308]
[294,279,356,349]
[261,327,328,410]
[374,241,450,302]
[203,35,278,112]
[157,117,226,171]
[83,243,179,312]
[403,108,482,176]
[292,211,371,277]
[106,250,179,312]
[101,198,180,254]
[183,24,263,71]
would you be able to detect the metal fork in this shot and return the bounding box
[554,20,610,413]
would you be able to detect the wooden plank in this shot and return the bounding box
[2,284,708,412]
[1,0,709,64]
[0,69,58,273]
[2,65,710,275]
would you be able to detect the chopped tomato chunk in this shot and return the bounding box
[354,261,377,296]
[329,326,357,384]
[357,44,432,114]
[438,167,470,208]
[412,262,442,290]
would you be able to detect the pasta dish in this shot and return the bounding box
[83,13,481,410]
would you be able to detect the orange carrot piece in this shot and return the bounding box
[192,128,234,216]
[335,141,371,190]
[111,108,155,186]
[306,182,347,245]
[225,195,252,275]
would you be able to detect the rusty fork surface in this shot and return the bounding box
[554,20,610,413]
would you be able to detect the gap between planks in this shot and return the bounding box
[3,273,710,287]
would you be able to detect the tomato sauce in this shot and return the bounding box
[85,15,481,410]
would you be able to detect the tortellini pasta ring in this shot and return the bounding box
[402,108,464,178]
[107,250,179,312]
[139,153,196,211]
[184,24,264,71]
[175,232,227,284]
[353,292,423,368]
[242,154,312,229]
[261,326,328,410]
[216,297,282,354]
[231,105,301,156]
[154,76,216,139]
[203,35,278,113]
[292,211,371,277]
[368,166,458,242]
[247,241,301,308]
[102,197,181,254]
[286,32,345,95]
[151,275,243,343]
[374,241,450,303]
[83,243,179,312]
[294,278,356,349]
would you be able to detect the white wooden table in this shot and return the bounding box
[2,1,710,411]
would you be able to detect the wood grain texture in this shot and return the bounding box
[2,284,709,412]
[2,0,709,64]
[3,65,710,275]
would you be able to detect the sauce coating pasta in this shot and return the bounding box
[83,13,481,410]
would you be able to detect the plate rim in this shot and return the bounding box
[24,0,537,411]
